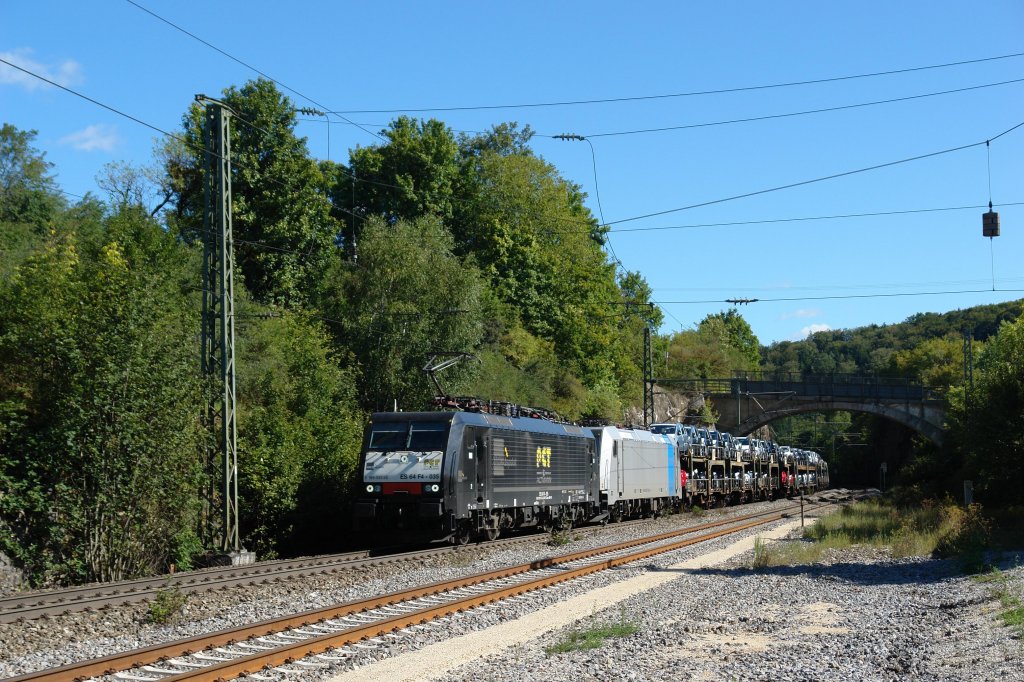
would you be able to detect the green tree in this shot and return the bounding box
[948,315,1024,505]
[1,125,68,280]
[317,215,485,411]
[698,309,761,371]
[338,116,460,227]
[96,160,173,217]
[0,206,205,584]
[165,78,339,305]
[0,124,64,226]
[235,312,364,557]
[666,312,758,380]
[452,129,622,386]
[889,334,966,387]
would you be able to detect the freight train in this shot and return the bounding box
[353,402,828,544]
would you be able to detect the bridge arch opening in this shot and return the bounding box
[730,402,945,446]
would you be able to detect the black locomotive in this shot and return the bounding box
[353,411,600,544]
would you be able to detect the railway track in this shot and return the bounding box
[0,517,655,624]
[4,495,842,682]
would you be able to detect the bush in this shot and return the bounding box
[934,503,992,572]
[146,586,187,624]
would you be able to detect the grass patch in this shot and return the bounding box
[751,537,770,569]
[1000,607,1024,629]
[146,586,187,624]
[545,619,639,655]
[548,529,580,547]
[751,498,996,571]
[973,568,1024,639]
[750,537,828,568]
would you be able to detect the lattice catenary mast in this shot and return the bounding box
[198,96,240,555]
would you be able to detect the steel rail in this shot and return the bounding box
[167,512,795,682]
[0,552,369,622]
[0,512,687,624]
[0,531,559,624]
[2,496,837,682]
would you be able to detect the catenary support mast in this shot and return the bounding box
[200,99,240,554]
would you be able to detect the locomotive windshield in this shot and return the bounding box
[369,421,448,451]
[363,419,450,485]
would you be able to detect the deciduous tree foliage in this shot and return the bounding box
[699,309,761,370]
[888,334,965,387]
[947,315,1024,505]
[235,312,364,558]
[762,300,1023,376]
[316,215,485,412]
[450,126,627,389]
[0,205,205,584]
[665,316,759,380]
[165,78,339,306]
[0,124,64,227]
[338,116,460,228]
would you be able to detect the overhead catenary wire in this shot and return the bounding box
[123,0,385,144]
[582,77,1024,138]
[553,133,685,330]
[9,58,1022,322]
[658,288,1024,305]
[303,76,1024,142]
[655,276,1024,293]
[327,51,1024,113]
[603,119,1024,226]
[0,57,364,224]
[605,201,1024,234]
[21,40,1009,242]
[10,52,1022,310]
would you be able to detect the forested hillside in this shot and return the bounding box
[762,300,1023,382]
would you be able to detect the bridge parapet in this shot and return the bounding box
[729,372,946,402]
[652,373,947,445]
[656,374,945,402]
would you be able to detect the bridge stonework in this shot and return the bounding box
[659,376,947,445]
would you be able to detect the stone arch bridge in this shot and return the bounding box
[653,373,948,445]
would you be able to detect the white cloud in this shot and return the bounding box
[780,308,823,320]
[790,323,831,341]
[59,124,120,152]
[0,48,83,91]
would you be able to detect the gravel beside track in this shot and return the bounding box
[0,497,807,676]
[422,543,1024,682]
[9,493,1012,682]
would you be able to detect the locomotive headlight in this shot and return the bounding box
[366,484,375,493]
[430,484,440,492]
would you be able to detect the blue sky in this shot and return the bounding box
[3,1,1023,344]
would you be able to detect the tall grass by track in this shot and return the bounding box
[751,498,992,571]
